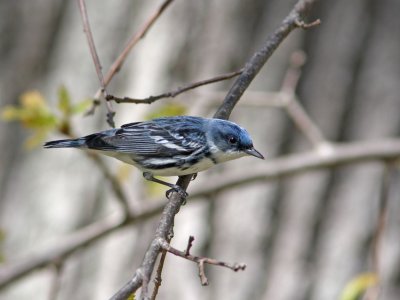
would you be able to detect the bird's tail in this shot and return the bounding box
[43,138,87,149]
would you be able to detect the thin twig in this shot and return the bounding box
[185,236,195,256]
[294,18,321,29]
[150,226,175,300]
[87,153,131,215]
[280,51,306,92]
[64,132,131,214]
[102,0,174,90]
[278,50,329,150]
[77,0,115,127]
[77,0,107,94]
[285,98,329,148]
[372,163,392,276]
[150,250,167,300]
[364,162,393,300]
[48,260,63,300]
[198,260,208,285]
[106,69,243,104]
[158,238,246,286]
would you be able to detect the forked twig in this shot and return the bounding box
[159,237,246,286]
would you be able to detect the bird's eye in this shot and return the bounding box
[228,136,237,144]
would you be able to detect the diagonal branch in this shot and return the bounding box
[102,0,174,90]
[77,0,107,94]
[109,175,193,300]
[214,0,319,120]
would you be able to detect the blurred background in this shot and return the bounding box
[1,0,400,299]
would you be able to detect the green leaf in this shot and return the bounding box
[58,85,71,115]
[0,228,5,263]
[340,273,378,300]
[1,90,59,148]
[72,98,93,114]
[146,103,187,120]
[1,91,58,129]
[1,106,21,121]
[25,129,48,149]
[126,293,135,300]
[145,176,172,197]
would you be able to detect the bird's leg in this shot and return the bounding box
[143,172,188,199]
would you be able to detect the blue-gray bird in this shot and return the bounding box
[44,116,264,196]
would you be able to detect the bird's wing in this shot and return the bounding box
[85,118,207,157]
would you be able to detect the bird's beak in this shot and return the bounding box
[244,147,265,159]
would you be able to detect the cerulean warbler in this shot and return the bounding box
[44,116,264,196]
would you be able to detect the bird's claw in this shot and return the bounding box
[166,186,188,202]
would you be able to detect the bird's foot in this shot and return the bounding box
[166,185,188,203]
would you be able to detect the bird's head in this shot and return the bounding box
[208,119,264,162]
